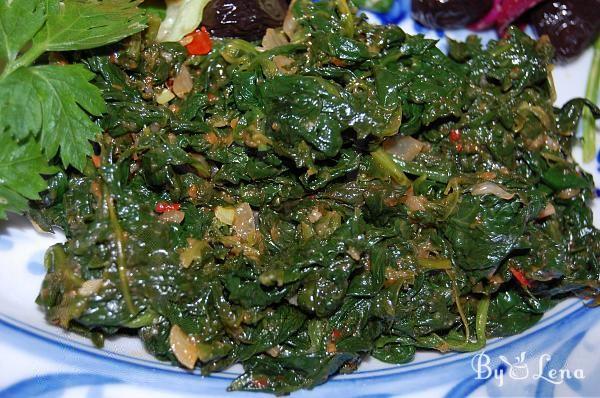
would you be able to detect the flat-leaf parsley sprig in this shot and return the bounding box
[0,0,146,219]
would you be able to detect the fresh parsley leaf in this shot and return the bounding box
[0,0,147,218]
[33,65,105,168]
[0,186,29,218]
[35,0,147,51]
[0,65,105,169]
[0,0,45,63]
[0,69,41,139]
[0,135,56,219]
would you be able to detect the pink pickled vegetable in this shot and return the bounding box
[496,0,546,32]
[469,0,545,32]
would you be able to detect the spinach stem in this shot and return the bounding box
[417,257,452,270]
[105,189,136,314]
[475,296,489,344]
[448,271,470,342]
[583,37,600,163]
[446,295,489,352]
[336,0,354,37]
[371,148,411,186]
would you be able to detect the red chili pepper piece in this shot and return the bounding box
[185,27,212,55]
[155,202,166,213]
[91,155,101,168]
[331,329,342,341]
[207,92,218,103]
[510,267,531,287]
[155,201,181,213]
[252,376,269,389]
[449,129,462,142]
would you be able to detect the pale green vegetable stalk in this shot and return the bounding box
[156,0,211,42]
[583,37,600,163]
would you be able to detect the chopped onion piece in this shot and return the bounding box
[384,136,424,162]
[169,325,198,369]
[346,247,361,261]
[155,88,176,104]
[403,186,428,212]
[262,28,289,50]
[558,188,580,200]
[471,182,515,200]
[405,194,427,212]
[282,3,299,39]
[287,294,298,305]
[233,203,256,240]
[159,210,185,223]
[266,346,281,357]
[172,66,193,98]
[179,35,193,46]
[538,203,556,219]
[78,279,104,296]
[215,206,235,225]
[308,207,322,223]
[273,55,294,73]
[496,0,545,32]
[179,238,210,268]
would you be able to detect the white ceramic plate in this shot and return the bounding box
[1,2,599,397]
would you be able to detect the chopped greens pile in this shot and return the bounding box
[6,0,600,394]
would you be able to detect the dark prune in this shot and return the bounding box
[411,0,494,29]
[530,0,600,62]
[202,0,289,41]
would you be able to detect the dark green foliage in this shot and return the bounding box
[33,0,600,394]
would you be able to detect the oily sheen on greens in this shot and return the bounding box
[31,0,599,394]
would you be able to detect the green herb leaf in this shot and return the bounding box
[34,0,147,52]
[0,64,105,169]
[0,135,56,218]
[0,68,42,139]
[0,0,146,218]
[0,0,45,63]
